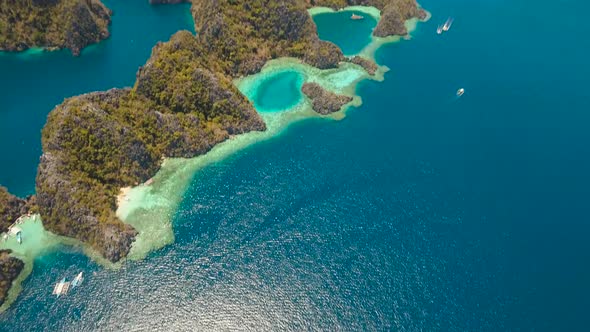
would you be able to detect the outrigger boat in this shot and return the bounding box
[52,278,70,297]
[457,88,465,97]
[71,272,84,288]
[16,232,22,244]
[350,13,364,20]
[443,17,454,32]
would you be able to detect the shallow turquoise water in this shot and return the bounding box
[0,0,193,197]
[252,71,303,112]
[2,0,590,330]
[312,10,377,56]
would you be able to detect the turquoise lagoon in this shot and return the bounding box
[250,71,304,112]
[312,8,378,56]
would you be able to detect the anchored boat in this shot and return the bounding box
[350,13,364,20]
[457,88,465,97]
[71,272,84,288]
[52,278,70,297]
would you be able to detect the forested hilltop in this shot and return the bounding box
[0,0,111,55]
[3,0,425,264]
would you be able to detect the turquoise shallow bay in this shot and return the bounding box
[2,0,590,330]
[251,71,304,112]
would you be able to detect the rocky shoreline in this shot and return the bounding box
[0,187,33,307]
[349,56,379,75]
[0,187,30,234]
[0,250,24,307]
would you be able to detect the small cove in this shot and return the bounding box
[312,9,378,56]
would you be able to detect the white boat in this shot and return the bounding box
[443,17,454,32]
[456,88,465,97]
[436,25,443,34]
[52,278,70,297]
[71,272,84,288]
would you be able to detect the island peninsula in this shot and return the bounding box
[0,0,426,307]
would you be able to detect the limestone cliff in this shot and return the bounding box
[302,82,353,115]
[0,0,112,55]
[191,0,345,76]
[0,187,33,234]
[0,250,24,306]
[349,56,378,75]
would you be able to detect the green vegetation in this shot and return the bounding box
[0,186,29,234]
[0,250,24,306]
[191,0,345,76]
[0,0,111,55]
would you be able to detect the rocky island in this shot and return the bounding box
[0,0,426,308]
[302,82,353,114]
[0,0,111,55]
[349,55,378,75]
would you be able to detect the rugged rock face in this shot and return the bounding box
[302,82,353,115]
[349,56,378,75]
[191,0,345,76]
[0,188,32,308]
[309,0,426,37]
[0,250,24,307]
[0,0,112,55]
[0,187,31,234]
[135,31,266,137]
[373,0,426,37]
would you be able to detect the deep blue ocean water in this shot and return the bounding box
[2,0,590,330]
[0,0,193,197]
